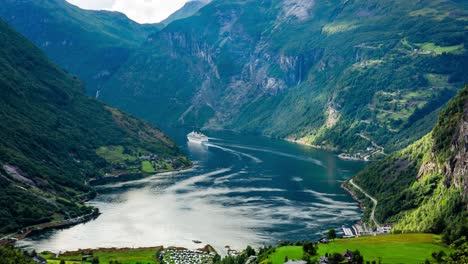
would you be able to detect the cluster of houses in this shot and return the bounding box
[319,250,355,264]
[338,146,381,162]
[158,248,216,264]
[139,153,160,161]
[341,222,392,238]
[140,153,176,170]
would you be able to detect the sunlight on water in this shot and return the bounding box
[17,128,365,254]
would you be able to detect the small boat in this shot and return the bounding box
[192,240,202,244]
[187,131,208,144]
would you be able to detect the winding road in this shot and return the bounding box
[349,179,380,228]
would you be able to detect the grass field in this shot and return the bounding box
[141,160,156,173]
[419,42,464,55]
[42,248,161,264]
[263,234,452,264]
[263,246,304,263]
[96,145,136,164]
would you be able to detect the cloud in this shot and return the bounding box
[66,0,190,23]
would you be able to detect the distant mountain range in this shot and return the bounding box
[0,19,189,235]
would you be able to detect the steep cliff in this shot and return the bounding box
[1,0,467,156]
[100,0,467,155]
[350,86,467,243]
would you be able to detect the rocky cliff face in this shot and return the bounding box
[99,0,467,155]
[351,87,467,241]
[443,93,468,204]
[2,0,467,155]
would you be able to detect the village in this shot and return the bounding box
[158,247,218,264]
[341,222,393,238]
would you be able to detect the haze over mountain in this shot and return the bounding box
[67,0,193,23]
[0,19,188,234]
[161,0,212,26]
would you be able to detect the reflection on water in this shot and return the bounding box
[17,128,365,254]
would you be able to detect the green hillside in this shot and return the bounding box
[0,19,189,235]
[348,86,467,243]
[1,0,466,156]
[0,0,161,96]
[99,0,467,156]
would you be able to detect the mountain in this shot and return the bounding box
[161,0,211,26]
[97,0,467,155]
[347,86,467,243]
[0,0,161,96]
[0,19,189,235]
[1,0,467,157]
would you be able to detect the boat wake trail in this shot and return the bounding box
[166,168,232,192]
[204,143,262,163]
[217,143,325,167]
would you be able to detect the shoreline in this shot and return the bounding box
[284,138,339,151]
[284,138,371,162]
[2,165,194,246]
[89,164,194,185]
[341,182,367,212]
[1,209,100,246]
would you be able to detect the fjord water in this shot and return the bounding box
[18,128,365,253]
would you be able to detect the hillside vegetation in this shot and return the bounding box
[0,19,189,235]
[1,0,466,156]
[0,0,161,96]
[261,234,451,264]
[100,0,467,155]
[349,86,468,243]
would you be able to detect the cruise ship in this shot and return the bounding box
[187,131,209,144]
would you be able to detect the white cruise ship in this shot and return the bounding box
[187,131,208,144]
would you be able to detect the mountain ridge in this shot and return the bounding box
[2,0,466,157]
[0,0,161,96]
[161,0,211,26]
[99,0,467,156]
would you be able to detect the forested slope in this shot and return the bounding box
[0,19,188,235]
[101,0,467,155]
[0,0,160,96]
[1,0,466,156]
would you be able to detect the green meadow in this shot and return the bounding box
[42,248,160,264]
[141,160,156,173]
[263,234,452,264]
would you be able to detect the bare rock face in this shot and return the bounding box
[3,164,36,187]
[445,100,468,203]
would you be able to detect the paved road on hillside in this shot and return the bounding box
[349,179,380,228]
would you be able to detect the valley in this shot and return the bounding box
[1,0,466,158]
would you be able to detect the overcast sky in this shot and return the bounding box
[66,0,191,23]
